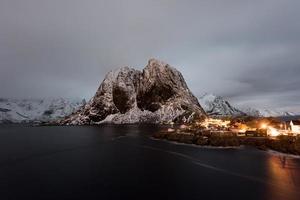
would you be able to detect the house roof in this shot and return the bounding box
[291,120,300,125]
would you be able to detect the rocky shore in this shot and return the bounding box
[153,128,300,155]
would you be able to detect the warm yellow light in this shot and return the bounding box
[200,118,230,128]
[238,129,247,133]
[268,127,280,137]
[261,123,268,129]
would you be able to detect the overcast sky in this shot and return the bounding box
[0,0,299,112]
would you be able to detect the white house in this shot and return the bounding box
[290,120,300,134]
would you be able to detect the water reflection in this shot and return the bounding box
[265,154,300,200]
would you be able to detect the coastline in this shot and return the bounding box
[151,137,243,149]
[152,130,300,156]
[151,136,300,158]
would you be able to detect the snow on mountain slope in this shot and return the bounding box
[0,98,85,124]
[60,59,207,125]
[239,107,296,117]
[198,93,245,117]
[198,93,298,117]
[237,107,261,117]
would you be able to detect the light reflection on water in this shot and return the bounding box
[265,155,300,200]
[1,125,300,200]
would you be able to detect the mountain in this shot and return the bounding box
[239,107,296,117]
[60,59,207,125]
[198,93,245,117]
[0,98,85,124]
[198,93,298,117]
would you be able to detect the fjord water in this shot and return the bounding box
[0,125,299,200]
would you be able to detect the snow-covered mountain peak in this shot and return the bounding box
[60,59,206,125]
[239,106,297,117]
[199,93,220,103]
[198,93,244,117]
[199,93,299,118]
[147,58,169,69]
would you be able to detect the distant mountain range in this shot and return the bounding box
[198,93,297,117]
[0,94,297,124]
[0,59,298,124]
[1,59,207,124]
[1,94,297,125]
[198,93,244,117]
[239,106,296,117]
[0,98,85,124]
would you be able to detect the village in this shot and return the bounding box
[154,116,300,155]
[196,117,300,137]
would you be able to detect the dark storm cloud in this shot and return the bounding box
[0,0,300,111]
[224,45,300,111]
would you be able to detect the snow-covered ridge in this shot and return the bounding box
[198,93,244,117]
[239,107,296,117]
[198,93,298,117]
[0,98,85,124]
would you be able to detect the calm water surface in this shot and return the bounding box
[0,125,299,200]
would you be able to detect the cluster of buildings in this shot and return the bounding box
[197,118,231,130]
[290,120,300,134]
[196,117,300,137]
[262,120,300,137]
[166,116,300,138]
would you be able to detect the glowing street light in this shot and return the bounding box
[268,127,280,137]
[261,123,268,129]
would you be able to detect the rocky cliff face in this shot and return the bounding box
[61,59,207,125]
